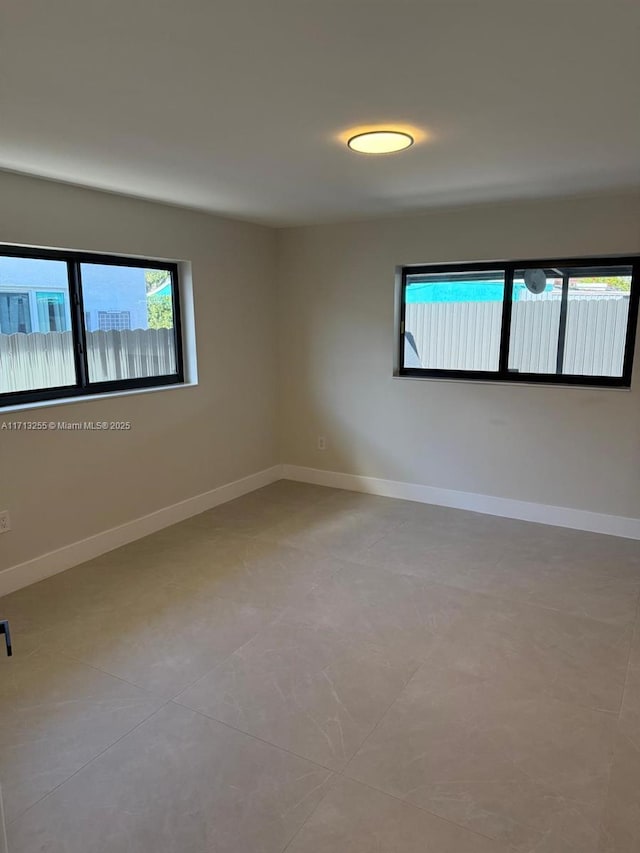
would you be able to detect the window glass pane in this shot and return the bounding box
[0,256,75,394]
[508,265,632,378]
[508,269,563,374]
[81,264,177,383]
[564,271,631,377]
[404,271,505,371]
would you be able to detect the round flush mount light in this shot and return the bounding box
[347,130,414,154]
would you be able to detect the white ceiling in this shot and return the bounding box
[2,0,639,226]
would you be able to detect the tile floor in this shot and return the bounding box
[1,480,639,852]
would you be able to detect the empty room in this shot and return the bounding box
[1,1,639,851]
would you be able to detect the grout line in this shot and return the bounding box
[51,649,169,697]
[596,590,640,833]
[168,699,336,774]
[165,616,286,704]
[340,667,422,784]
[341,548,640,629]
[6,701,172,827]
[0,780,8,853]
[170,609,422,777]
[282,765,524,853]
[613,593,640,719]
[279,775,340,853]
[331,772,522,851]
[51,603,289,706]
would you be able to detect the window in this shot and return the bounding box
[37,292,69,332]
[0,247,183,406]
[0,292,33,334]
[398,256,639,387]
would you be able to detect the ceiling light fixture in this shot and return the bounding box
[347,130,414,154]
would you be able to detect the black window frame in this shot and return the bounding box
[397,254,640,388]
[0,244,184,408]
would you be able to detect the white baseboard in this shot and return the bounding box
[282,464,640,540]
[0,465,283,598]
[4,461,638,599]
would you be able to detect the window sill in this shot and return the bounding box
[392,373,632,390]
[0,381,198,415]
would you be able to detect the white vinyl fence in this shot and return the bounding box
[0,329,177,394]
[405,295,629,376]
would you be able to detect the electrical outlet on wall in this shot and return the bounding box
[317,436,327,451]
[0,511,10,533]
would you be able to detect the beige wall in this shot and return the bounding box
[278,193,640,518]
[0,172,278,570]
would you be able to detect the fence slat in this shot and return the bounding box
[0,329,177,394]
[405,296,628,377]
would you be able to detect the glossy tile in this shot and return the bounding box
[45,583,275,697]
[198,491,306,538]
[284,560,632,713]
[282,562,471,661]
[252,480,341,507]
[355,515,508,578]
[488,554,640,626]
[177,618,416,770]
[619,624,640,750]
[0,650,161,822]
[148,534,344,610]
[598,732,640,853]
[259,495,408,560]
[6,702,333,853]
[0,548,162,653]
[2,483,639,853]
[431,593,633,711]
[346,664,616,852]
[286,776,511,853]
[315,490,427,524]
[0,587,59,655]
[361,518,640,625]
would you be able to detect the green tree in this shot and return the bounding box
[144,269,170,294]
[579,276,631,292]
[147,295,173,329]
